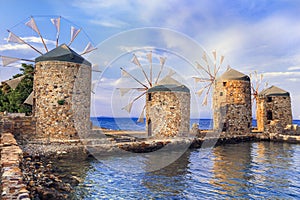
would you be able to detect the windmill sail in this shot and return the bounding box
[81,42,97,55]
[118,52,181,122]
[92,64,101,73]
[7,31,24,44]
[196,88,205,96]
[91,82,97,94]
[122,92,146,113]
[131,54,142,66]
[192,77,211,83]
[131,54,151,86]
[196,62,211,77]
[1,55,34,66]
[194,50,225,106]
[137,106,145,123]
[202,95,208,106]
[157,75,179,85]
[123,102,133,113]
[155,57,167,84]
[24,91,34,105]
[25,17,48,52]
[119,88,132,96]
[250,71,266,104]
[120,67,148,88]
[1,56,21,66]
[147,51,152,84]
[5,75,26,89]
[121,68,130,77]
[68,26,81,46]
[7,30,43,54]
[25,17,39,33]
[51,17,61,47]
[167,69,176,77]
[159,57,166,66]
[220,55,225,65]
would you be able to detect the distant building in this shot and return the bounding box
[213,68,252,135]
[34,44,92,140]
[146,84,190,138]
[256,85,292,132]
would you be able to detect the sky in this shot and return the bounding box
[0,0,300,119]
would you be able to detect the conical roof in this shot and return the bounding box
[217,68,250,81]
[35,44,91,66]
[259,85,290,97]
[157,76,181,86]
[147,84,190,93]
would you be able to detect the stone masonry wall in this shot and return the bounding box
[146,91,190,138]
[213,79,252,135]
[256,95,292,132]
[34,61,91,140]
[0,116,36,142]
[0,132,30,200]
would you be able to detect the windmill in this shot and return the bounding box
[0,16,98,108]
[249,70,268,104]
[192,50,227,106]
[118,51,178,123]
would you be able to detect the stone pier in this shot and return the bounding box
[0,132,30,199]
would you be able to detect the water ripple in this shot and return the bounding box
[65,141,300,199]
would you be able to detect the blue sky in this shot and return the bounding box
[0,0,300,119]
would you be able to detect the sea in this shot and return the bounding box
[91,117,300,131]
[57,118,300,199]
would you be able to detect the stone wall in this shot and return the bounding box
[213,79,252,135]
[256,95,292,132]
[0,132,30,200]
[284,124,300,135]
[145,91,190,138]
[0,116,36,141]
[34,61,91,140]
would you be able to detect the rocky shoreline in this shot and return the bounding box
[19,142,89,200]
[21,153,74,199]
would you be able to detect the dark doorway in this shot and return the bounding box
[148,119,152,137]
[148,93,152,101]
[222,122,228,132]
[267,110,273,120]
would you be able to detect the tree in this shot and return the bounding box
[0,63,34,115]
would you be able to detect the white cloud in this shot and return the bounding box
[72,0,178,28]
[263,71,300,78]
[288,66,300,71]
[119,45,155,53]
[90,19,127,28]
[287,78,299,82]
[0,36,55,52]
[21,36,56,45]
[72,0,129,9]
[4,36,56,45]
[0,43,30,51]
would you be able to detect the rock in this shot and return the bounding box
[17,192,30,200]
[41,190,56,199]
[28,180,35,187]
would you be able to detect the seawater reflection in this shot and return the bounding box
[72,142,300,199]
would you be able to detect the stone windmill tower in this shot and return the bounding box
[256,85,292,132]
[119,52,190,138]
[213,68,252,135]
[146,83,190,138]
[0,16,97,140]
[34,44,92,140]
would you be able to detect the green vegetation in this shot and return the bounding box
[0,63,34,115]
[57,99,65,105]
